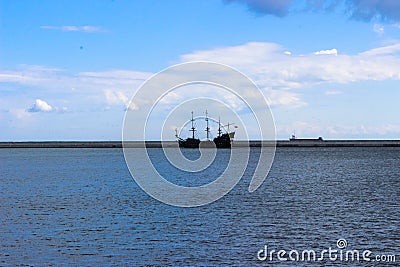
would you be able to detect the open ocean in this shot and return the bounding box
[1,147,399,266]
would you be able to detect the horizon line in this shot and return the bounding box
[1,140,400,148]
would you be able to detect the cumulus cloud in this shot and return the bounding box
[225,0,400,22]
[27,99,53,113]
[181,41,400,107]
[3,41,400,114]
[181,41,400,86]
[0,66,151,113]
[314,48,338,55]
[40,25,105,33]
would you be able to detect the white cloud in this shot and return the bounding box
[276,121,322,139]
[180,41,400,91]
[4,41,399,115]
[178,42,400,108]
[0,66,151,112]
[10,109,31,119]
[27,99,53,113]
[126,101,138,111]
[104,89,138,110]
[265,88,306,107]
[158,91,182,104]
[325,90,343,95]
[359,43,400,56]
[2,40,400,122]
[277,121,400,139]
[0,65,63,85]
[104,90,128,105]
[314,48,338,56]
[373,24,385,35]
[1,47,399,140]
[376,124,400,135]
[40,25,105,33]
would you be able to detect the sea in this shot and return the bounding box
[0,147,399,266]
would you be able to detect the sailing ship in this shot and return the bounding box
[176,111,236,149]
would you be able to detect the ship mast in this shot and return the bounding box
[205,110,210,140]
[224,122,237,133]
[190,111,196,139]
[218,116,222,137]
[226,122,231,132]
[218,117,222,137]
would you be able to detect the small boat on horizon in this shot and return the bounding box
[289,131,323,142]
[175,111,236,149]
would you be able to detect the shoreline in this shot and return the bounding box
[1,140,400,148]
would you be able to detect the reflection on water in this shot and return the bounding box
[0,147,399,266]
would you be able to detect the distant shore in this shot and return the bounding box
[1,140,400,148]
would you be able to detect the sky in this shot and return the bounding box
[1,0,400,141]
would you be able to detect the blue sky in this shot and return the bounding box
[1,0,400,140]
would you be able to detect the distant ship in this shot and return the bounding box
[289,132,323,142]
[176,111,236,149]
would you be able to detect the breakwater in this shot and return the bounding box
[1,140,400,148]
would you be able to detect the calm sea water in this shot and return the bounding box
[0,147,399,266]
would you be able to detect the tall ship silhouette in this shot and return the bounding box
[175,111,236,148]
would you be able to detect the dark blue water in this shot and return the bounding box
[1,147,399,266]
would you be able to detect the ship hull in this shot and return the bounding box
[178,132,235,149]
[213,132,235,148]
[178,138,200,148]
